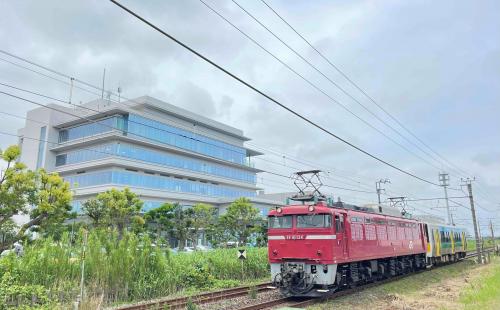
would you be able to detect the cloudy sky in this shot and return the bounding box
[0,0,499,234]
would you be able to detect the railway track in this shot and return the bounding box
[235,248,496,310]
[115,282,273,310]
[116,248,494,310]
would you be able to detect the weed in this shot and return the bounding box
[248,285,257,299]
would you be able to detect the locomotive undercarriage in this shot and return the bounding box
[272,254,428,297]
[335,254,427,290]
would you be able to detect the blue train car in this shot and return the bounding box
[424,223,467,264]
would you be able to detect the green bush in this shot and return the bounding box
[0,272,52,309]
[0,229,269,307]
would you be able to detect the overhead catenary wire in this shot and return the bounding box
[194,0,446,173]
[261,0,500,211]
[259,0,500,211]
[0,109,463,209]
[258,0,471,180]
[0,106,378,196]
[0,122,468,220]
[0,74,428,199]
[0,85,380,196]
[4,50,497,208]
[0,53,381,190]
[0,13,494,213]
[107,0,441,187]
[0,5,496,211]
[230,0,446,172]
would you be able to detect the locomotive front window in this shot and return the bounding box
[297,214,332,228]
[268,215,293,229]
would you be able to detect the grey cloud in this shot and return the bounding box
[473,152,500,168]
[0,0,499,233]
[171,81,218,117]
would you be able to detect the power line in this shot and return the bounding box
[196,0,444,173]
[6,50,497,206]
[107,0,440,187]
[0,110,376,196]
[230,0,446,171]
[404,196,469,202]
[258,0,469,179]
[0,76,437,202]
[0,51,382,192]
[0,82,249,158]
[2,73,379,194]
[260,1,500,211]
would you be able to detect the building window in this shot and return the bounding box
[127,114,247,164]
[63,169,256,198]
[36,126,47,169]
[58,116,124,143]
[55,154,67,166]
[55,142,257,184]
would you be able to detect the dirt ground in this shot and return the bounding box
[308,258,497,310]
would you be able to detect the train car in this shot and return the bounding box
[424,222,467,264]
[268,200,428,297]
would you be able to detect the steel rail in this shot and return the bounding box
[236,248,495,310]
[115,282,272,310]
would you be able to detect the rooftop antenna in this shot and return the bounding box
[101,68,106,99]
[117,86,122,103]
[106,90,112,104]
[290,170,326,203]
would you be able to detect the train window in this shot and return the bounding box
[365,218,372,224]
[268,215,293,229]
[297,214,332,228]
[335,215,344,233]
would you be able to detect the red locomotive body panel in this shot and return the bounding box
[268,202,427,265]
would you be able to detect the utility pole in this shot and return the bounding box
[376,179,390,213]
[489,220,495,249]
[439,172,452,225]
[462,178,483,264]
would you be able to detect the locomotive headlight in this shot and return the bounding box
[317,250,322,256]
[272,249,278,256]
[308,205,315,212]
[276,207,283,214]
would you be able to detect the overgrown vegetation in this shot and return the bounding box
[0,230,269,308]
[460,257,500,309]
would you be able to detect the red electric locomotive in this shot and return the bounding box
[268,172,427,296]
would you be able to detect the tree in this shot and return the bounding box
[145,203,193,250]
[219,198,260,245]
[189,203,215,249]
[0,145,73,252]
[170,203,193,251]
[92,188,143,233]
[82,198,108,227]
[145,203,175,244]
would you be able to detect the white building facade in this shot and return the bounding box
[18,96,278,215]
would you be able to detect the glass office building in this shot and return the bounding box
[18,96,266,212]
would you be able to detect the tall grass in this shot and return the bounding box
[460,257,500,309]
[0,229,269,307]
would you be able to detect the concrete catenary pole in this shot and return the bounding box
[439,172,452,225]
[490,220,496,248]
[490,220,498,255]
[463,178,483,264]
[376,179,390,213]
